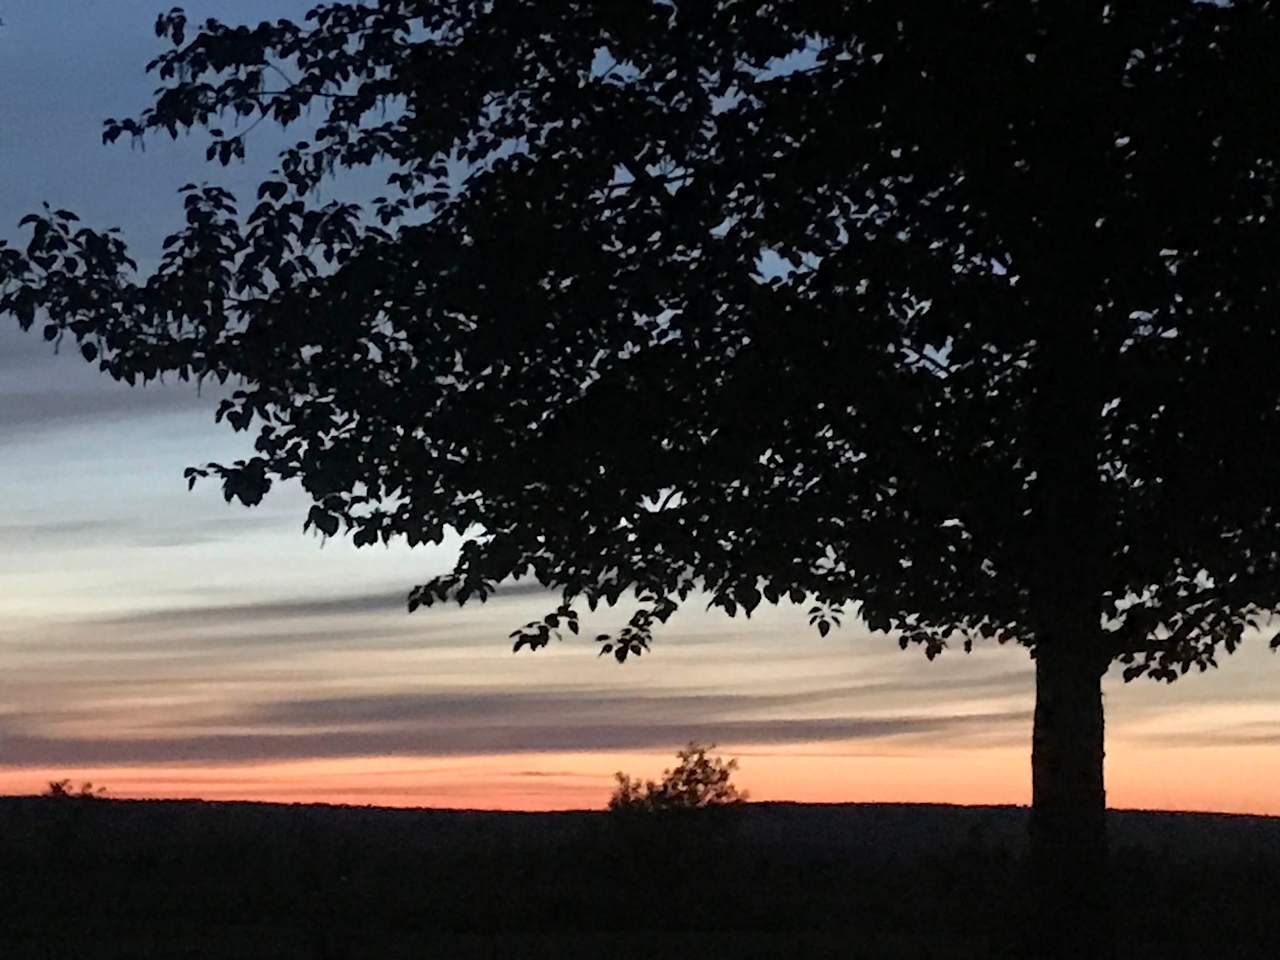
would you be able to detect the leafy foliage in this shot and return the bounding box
[4,1,1280,681]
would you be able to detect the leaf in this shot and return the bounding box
[257,181,288,202]
[306,505,340,538]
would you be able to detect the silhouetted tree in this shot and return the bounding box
[610,743,746,813]
[5,3,1280,955]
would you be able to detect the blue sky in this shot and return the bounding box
[1,0,1278,812]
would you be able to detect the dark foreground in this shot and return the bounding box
[1,797,1277,959]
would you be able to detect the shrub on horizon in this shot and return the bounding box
[43,779,107,800]
[609,743,746,814]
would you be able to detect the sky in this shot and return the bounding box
[1,1,1278,814]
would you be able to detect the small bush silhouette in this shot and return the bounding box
[44,779,106,800]
[609,742,746,812]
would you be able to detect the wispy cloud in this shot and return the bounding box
[2,578,1040,774]
[241,682,1031,732]
[0,710,1030,766]
[0,386,217,439]
[0,518,131,541]
[83,580,555,631]
[1133,721,1280,748]
[0,513,279,549]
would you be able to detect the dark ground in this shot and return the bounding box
[1,796,1277,959]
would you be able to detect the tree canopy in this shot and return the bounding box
[3,0,1280,679]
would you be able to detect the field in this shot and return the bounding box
[1,797,1277,958]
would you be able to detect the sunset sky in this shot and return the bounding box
[1,0,1278,815]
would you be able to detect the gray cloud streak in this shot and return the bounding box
[0,385,220,439]
[83,581,556,632]
[0,710,1031,766]
[0,518,131,541]
[240,679,1032,732]
[1134,721,1280,748]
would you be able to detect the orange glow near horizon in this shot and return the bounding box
[3,740,1276,816]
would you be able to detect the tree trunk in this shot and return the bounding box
[1026,641,1115,960]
